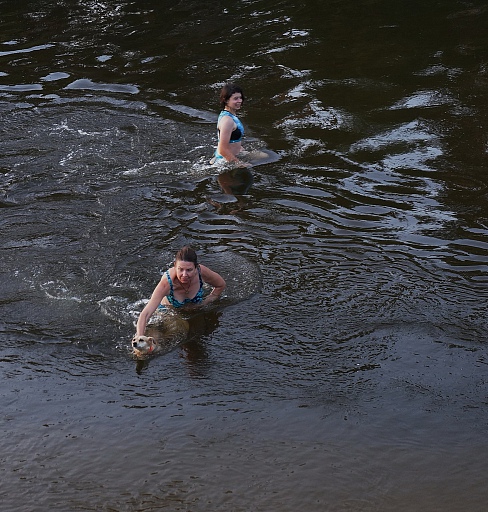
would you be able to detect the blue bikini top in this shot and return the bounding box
[164,268,204,308]
[217,110,244,143]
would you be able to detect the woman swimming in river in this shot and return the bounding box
[134,246,226,337]
[211,83,250,167]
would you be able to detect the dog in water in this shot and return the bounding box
[132,335,159,357]
[131,311,190,358]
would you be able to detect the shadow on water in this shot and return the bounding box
[218,167,254,196]
[176,309,222,378]
[207,149,280,210]
[208,167,255,213]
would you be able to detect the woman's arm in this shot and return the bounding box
[200,264,226,305]
[135,275,170,336]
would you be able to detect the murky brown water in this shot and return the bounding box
[1,1,488,510]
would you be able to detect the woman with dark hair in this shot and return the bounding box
[134,246,226,337]
[211,83,250,166]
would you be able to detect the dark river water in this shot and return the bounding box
[1,1,488,510]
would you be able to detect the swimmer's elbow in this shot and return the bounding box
[213,282,226,296]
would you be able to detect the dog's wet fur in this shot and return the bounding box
[131,312,190,359]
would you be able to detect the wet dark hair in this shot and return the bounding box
[219,83,245,109]
[174,246,198,267]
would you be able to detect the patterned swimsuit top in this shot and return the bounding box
[165,267,204,308]
[217,110,244,143]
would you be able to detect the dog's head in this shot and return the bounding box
[132,335,158,357]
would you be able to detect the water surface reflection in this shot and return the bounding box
[1,0,488,511]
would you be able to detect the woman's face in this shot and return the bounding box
[226,92,243,111]
[175,260,197,283]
